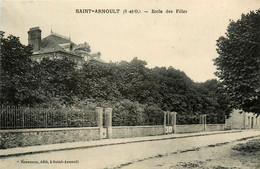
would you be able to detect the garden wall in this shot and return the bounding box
[0,124,227,149]
[206,124,225,131]
[0,127,100,149]
[176,124,204,133]
[112,125,165,139]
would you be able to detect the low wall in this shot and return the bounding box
[206,124,225,131]
[0,123,228,149]
[176,124,226,133]
[0,127,100,149]
[112,125,164,139]
[176,124,203,133]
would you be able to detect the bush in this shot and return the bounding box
[232,139,260,153]
[111,99,164,126]
[112,99,145,126]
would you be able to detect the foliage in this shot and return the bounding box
[0,31,42,105]
[151,66,196,113]
[112,99,164,126]
[214,9,260,115]
[143,104,164,125]
[197,79,232,123]
[232,138,260,152]
[112,99,145,126]
[36,58,79,105]
[78,61,122,101]
[0,31,232,125]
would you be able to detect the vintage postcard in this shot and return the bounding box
[1,0,260,169]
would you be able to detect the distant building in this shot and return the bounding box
[226,109,260,129]
[28,27,103,68]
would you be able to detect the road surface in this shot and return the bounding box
[0,130,260,169]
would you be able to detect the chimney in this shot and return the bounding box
[28,27,42,51]
[97,52,101,59]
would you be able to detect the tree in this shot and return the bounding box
[214,9,260,115]
[197,79,232,123]
[79,61,122,101]
[116,58,153,103]
[152,66,196,113]
[37,58,79,105]
[0,31,42,105]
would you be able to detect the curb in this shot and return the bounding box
[0,130,242,158]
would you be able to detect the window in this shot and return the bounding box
[248,117,250,126]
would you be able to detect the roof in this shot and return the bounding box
[89,53,105,63]
[34,33,76,54]
[31,31,104,64]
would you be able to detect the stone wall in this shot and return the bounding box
[112,125,165,139]
[0,127,100,149]
[206,124,225,131]
[0,107,230,149]
[176,124,204,133]
[0,123,228,149]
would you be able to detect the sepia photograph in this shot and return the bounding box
[0,0,260,168]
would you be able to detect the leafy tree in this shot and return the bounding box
[197,79,232,123]
[115,58,154,103]
[79,61,122,101]
[112,99,146,126]
[0,31,233,124]
[37,58,79,105]
[214,9,260,115]
[151,66,196,113]
[143,104,164,125]
[0,31,41,105]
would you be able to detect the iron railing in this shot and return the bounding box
[0,105,97,129]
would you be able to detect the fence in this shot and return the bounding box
[0,107,228,149]
[112,110,164,126]
[206,114,226,124]
[0,106,97,129]
[0,105,226,130]
[176,113,226,125]
[177,114,200,125]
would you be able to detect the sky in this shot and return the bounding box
[1,0,259,82]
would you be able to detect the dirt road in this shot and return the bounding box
[0,130,260,169]
[122,133,260,169]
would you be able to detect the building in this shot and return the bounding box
[28,27,103,68]
[226,109,260,129]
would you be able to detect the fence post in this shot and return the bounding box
[0,105,2,129]
[65,108,68,128]
[105,108,113,139]
[243,111,246,129]
[167,111,170,127]
[164,111,167,134]
[45,108,48,128]
[7,106,10,129]
[10,106,13,129]
[204,114,207,131]
[200,115,204,132]
[224,115,227,130]
[172,112,177,134]
[96,107,103,140]
[22,107,24,129]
